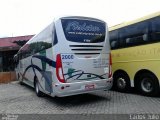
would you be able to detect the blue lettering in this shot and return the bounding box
[66,21,100,32]
[62,55,74,59]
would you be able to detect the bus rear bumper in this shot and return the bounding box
[52,78,113,97]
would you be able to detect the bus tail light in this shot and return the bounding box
[108,53,112,78]
[56,54,65,83]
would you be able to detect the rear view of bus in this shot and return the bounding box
[16,16,112,97]
[53,16,112,97]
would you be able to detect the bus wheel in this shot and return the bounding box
[139,73,159,96]
[35,78,43,97]
[19,78,24,85]
[114,72,130,92]
[19,80,24,85]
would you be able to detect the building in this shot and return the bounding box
[0,35,34,83]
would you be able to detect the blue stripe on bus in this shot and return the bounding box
[23,64,53,94]
[22,55,56,94]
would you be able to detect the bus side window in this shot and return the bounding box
[109,30,119,49]
[151,16,160,42]
[53,30,58,46]
[124,21,149,47]
[119,28,127,48]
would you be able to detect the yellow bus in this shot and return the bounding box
[109,12,160,96]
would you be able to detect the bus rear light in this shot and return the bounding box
[58,68,64,79]
[56,54,65,83]
[108,53,112,78]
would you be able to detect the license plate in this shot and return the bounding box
[85,84,95,90]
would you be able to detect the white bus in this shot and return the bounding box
[15,16,112,97]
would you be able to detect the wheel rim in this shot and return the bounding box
[35,81,39,94]
[141,78,153,93]
[117,77,126,89]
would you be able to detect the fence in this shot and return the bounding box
[0,72,16,83]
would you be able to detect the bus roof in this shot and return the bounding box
[60,16,105,23]
[109,11,160,31]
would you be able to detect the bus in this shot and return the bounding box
[15,16,112,97]
[109,12,160,96]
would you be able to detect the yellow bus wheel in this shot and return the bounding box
[139,72,159,96]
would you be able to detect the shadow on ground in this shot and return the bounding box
[19,82,111,107]
[45,93,110,107]
[111,86,160,98]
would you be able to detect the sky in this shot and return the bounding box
[0,0,159,37]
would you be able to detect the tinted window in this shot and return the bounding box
[19,24,53,59]
[110,16,160,49]
[109,30,119,49]
[53,30,58,45]
[150,16,160,42]
[18,44,30,59]
[122,21,149,47]
[151,16,160,32]
[110,21,150,49]
[61,19,106,43]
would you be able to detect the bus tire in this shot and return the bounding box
[19,78,24,85]
[19,81,24,85]
[113,72,130,92]
[138,72,159,96]
[34,78,43,97]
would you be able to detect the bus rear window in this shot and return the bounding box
[61,19,106,43]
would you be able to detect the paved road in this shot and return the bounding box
[0,81,160,115]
